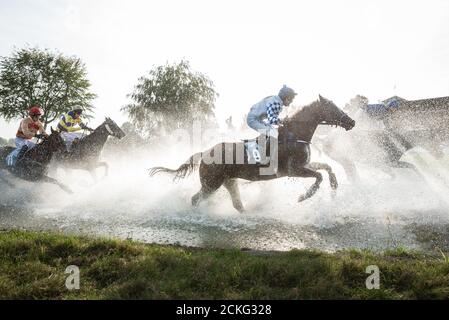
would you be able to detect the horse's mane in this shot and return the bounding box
[286,99,320,123]
[79,121,106,143]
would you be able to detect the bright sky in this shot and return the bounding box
[1,0,449,137]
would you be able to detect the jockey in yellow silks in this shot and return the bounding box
[57,108,93,151]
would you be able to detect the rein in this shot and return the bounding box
[279,136,311,145]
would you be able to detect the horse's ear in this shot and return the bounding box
[319,94,324,102]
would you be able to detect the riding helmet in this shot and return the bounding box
[278,85,297,100]
[29,106,43,116]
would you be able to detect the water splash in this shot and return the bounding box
[1,141,449,252]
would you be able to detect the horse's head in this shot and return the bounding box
[315,95,355,131]
[45,127,66,152]
[103,117,126,139]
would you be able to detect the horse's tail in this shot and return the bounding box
[148,152,202,181]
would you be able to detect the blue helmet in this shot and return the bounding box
[278,85,297,101]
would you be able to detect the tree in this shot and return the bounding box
[0,47,96,129]
[122,60,218,137]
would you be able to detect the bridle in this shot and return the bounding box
[320,113,350,128]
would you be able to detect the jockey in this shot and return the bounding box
[246,85,297,161]
[247,85,297,138]
[6,106,48,167]
[58,108,94,151]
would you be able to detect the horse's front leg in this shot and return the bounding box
[41,175,74,194]
[289,166,323,202]
[89,169,98,183]
[307,162,338,190]
[223,179,245,213]
[87,162,109,182]
[94,162,108,179]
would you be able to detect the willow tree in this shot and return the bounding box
[122,60,218,137]
[0,47,96,128]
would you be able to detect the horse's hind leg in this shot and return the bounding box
[191,188,204,207]
[223,179,245,213]
[191,187,217,207]
[307,162,338,190]
[192,167,225,208]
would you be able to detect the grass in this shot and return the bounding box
[0,230,449,299]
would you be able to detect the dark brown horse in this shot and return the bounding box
[150,95,355,212]
[0,128,72,193]
[52,117,126,180]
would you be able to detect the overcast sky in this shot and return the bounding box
[1,0,449,137]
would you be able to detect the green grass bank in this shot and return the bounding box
[0,229,448,299]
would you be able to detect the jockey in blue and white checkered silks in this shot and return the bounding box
[247,85,297,139]
[246,85,297,165]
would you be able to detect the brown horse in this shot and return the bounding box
[0,128,72,193]
[150,95,355,212]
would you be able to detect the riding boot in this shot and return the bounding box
[266,136,279,175]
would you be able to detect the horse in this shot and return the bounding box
[315,128,418,181]
[0,127,73,193]
[149,95,356,213]
[52,117,126,180]
[313,99,443,181]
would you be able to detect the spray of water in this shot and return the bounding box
[1,127,449,252]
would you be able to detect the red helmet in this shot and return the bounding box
[29,106,43,116]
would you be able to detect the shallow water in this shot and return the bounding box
[1,145,449,253]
